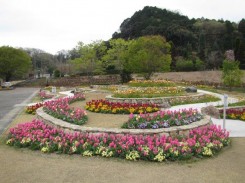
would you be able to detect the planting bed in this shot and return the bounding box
[106,93,216,107]
[36,107,211,137]
[5,87,231,162]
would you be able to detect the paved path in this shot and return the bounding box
[8,88,244,137]
[169,89,245,137]
[0,87,39,134]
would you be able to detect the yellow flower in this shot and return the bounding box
[82,150,93,157]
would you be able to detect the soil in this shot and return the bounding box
[70,92,128,128]
[152,71,245,83]
[1,92,245,183]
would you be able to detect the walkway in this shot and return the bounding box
[27,89,245,137]
[169,89,245,137]
[0,87,39,134]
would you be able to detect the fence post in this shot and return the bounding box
[223,94,228,129]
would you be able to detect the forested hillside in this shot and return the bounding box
[113,6,245,70]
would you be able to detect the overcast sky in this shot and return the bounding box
[0,0,244,54]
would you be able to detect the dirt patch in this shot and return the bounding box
[152,70,245,83]
[70,92,128,128]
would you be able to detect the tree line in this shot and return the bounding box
[0,6,244,82]
[113,6,245,71]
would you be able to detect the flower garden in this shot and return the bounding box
[38,90,55,100]
[128,80,176,87]
[220,107,245,121]
[43,93,87,125]
[6,119,230,162]
[122,109,203,129]
[26,102,44,115]
[85,99,159,114]
[113,86,185,98]
[5,79,238,162]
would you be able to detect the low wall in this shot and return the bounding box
[50,75,121,87]
[105,93,205,108]
[36,107,211,137]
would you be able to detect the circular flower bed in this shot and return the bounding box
[43,93,88,125]
[6,119,230,162]
[85,99,160,114]
[122,109,203,129]
[113,87,184,98]
[128,80,176,87]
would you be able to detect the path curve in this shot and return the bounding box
[33,89,245,137]
[168,89,245,137]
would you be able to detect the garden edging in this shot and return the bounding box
[36,107,211,137]
[105,93,205,107]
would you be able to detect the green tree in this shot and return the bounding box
[126,35,171,79]
[236,19,245,69]
[0,46,31,81]
[222,60,243,91]
[102,38,132,82]
[24,48,57,77]
[238,19,245,37]
[175,58,193,71]
[70,41,106,83]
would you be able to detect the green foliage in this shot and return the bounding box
[125,35,171,79]
[0,46,31,81]
[222,60,243,91]
[102,38,131,80]
[176,59,193,71]
[238,19,245,36]
[53,70,61,78]
[113,6,242,71]
[194,59,205,70]
[175,58,205,71]
[235,38,245,69]
[70,41,106,78]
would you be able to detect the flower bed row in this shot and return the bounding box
[169,94,220,106]
[128,80,176,87]
[6,119,230,162]
[39,90,55,100]
[26,103,44,115]
[85,99,159,114]
[122,109,203,129]
[43,93,87,125]
[220,107,245,121]
[113,87,184,98]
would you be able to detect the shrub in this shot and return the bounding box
[176,59,194,71]
[222,60,243,91]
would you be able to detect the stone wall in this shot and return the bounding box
[105,93,205,108]
[50,75,121,87]
[37,107,211,137]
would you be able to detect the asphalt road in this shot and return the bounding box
[0,87,39,134]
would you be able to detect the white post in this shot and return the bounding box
[52,86,56,93]
[223,94,228,129]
